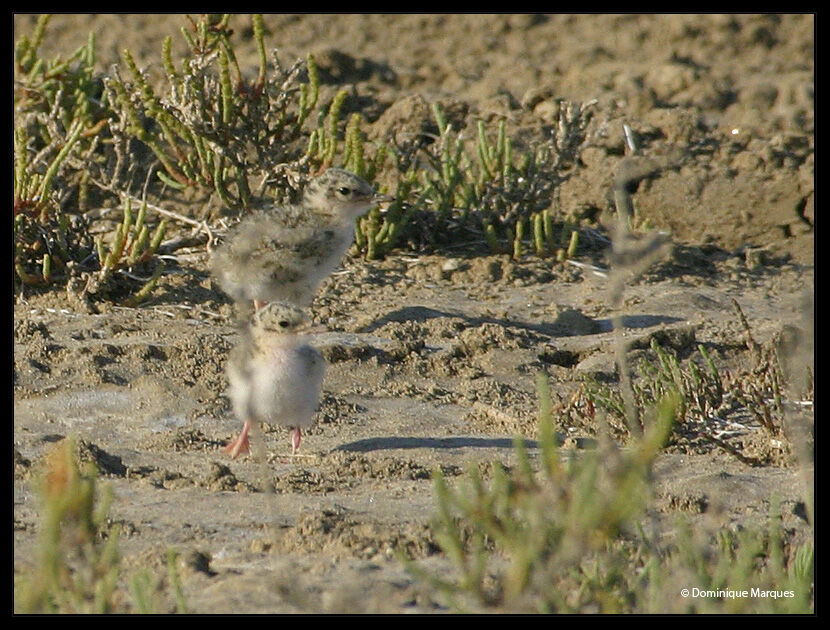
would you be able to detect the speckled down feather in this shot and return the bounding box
[212,168,388,307]
[224,301,325,458]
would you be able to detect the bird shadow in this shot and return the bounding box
[360,304,682,338]
[594,314,685,332]
[334,435,539,453]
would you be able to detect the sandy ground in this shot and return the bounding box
[14,14,814,613]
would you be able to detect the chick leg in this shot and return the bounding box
[290,427,302,455]
[224,420,253,459]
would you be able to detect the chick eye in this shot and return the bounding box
[336,186,352,196]
[278,320,290,328]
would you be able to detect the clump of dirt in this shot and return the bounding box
[273,506,439,561]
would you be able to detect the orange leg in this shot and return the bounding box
[290,427,302,455]
[224,420,252,459]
